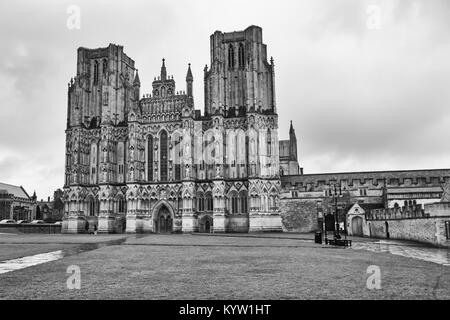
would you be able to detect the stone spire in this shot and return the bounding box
[161,58,167,81]
[186,63,193,97]
[186,63,193,81]
[133,69,140,87]
[289,121,297,161]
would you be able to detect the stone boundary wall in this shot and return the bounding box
[280,198,319,233]
[364,202,450,247]
[367,217,449,247]
[0,224,61,234]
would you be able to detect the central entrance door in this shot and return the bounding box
[155,206,172,234]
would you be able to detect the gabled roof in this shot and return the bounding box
[347,202,384,214]
[0,182,30,199]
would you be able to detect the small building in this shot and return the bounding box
[36,191,64,222]
[0,182,37,221]
[346,203,384,237]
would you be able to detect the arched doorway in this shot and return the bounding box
[351,216,363,237]
[154,205,173,234]
[199,215,213,233]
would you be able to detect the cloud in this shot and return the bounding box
[0,0,449,198]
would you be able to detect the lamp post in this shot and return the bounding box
[331,183,343,240]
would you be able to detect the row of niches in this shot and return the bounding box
[140,98,188,114]
[141,89,187,99]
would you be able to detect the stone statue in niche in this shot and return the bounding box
[215,164,220,177]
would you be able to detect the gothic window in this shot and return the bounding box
[240,191,248,214]
[87,197,99,216]
[205,192,213,211]
[238,43,245,69]
[94,60,99,85]
[175,164,181,181]
[118,197,127,213]
[228,44,235,70]
[173,134,182,180]
[198,193,205,212]
[161,87,166,97]
[147,135,153,181]
[90,143,98,184]
[232,196,238,214]
[102,59,108,76]
[160,131,168,181]
[117,141,125,183]
[88,197,95,216]
[267,129,272,157]
[178,192,183,211]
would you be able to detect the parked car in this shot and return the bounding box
[0,219,16,224]
[30,220,45,224]
[54,221,62,225]
[17,220,29,224]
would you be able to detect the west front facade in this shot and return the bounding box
[62,25,450,243]
[63,26,290,234]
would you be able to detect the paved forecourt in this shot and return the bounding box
[0,233,449,299]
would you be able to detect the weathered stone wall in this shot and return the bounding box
[364,202,450,247]
[280,198,319,232]
[368,218,438,245]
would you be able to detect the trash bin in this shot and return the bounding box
[315,231,322,244]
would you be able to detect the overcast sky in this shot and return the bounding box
[0,0,449,200]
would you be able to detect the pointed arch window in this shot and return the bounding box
[228,44,235,70]
[240,191,248,214]
[267,129,272,157]
[205,192,213,211]
[118,197,127,213]
[197,193,205,212]
[88,196,99,216]
[160,131,168,181]
[102,59,108,77]
[230,192,239,214]
[93,60,99,85]
[238,43,245,69]
[147,135,153,181]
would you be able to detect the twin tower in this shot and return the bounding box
[63,26,293,234]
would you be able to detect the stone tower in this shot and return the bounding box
[204,25,276,115]
[63,27,282,234]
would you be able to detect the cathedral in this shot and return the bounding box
[63,26,299,234]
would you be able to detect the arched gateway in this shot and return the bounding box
[152,201,174,234]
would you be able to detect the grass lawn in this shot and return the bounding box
[0,234,449,299]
